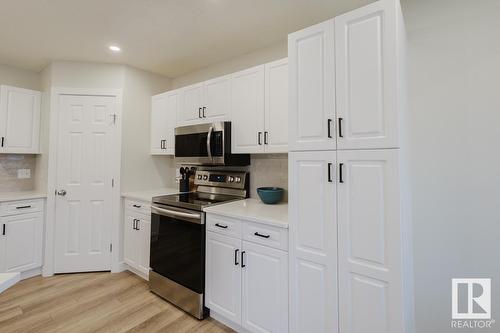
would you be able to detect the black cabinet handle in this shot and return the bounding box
[339,163,344,183]
[234,249,239,266]
[215,223,228,229]
[198,107,202,118]
[202,107,206,118]
[338,118,344,138]
[328,163,333,183]
[254,232,270,239]
[133,219,137,230]
[327,119,332,138]
[258,132,262,145]
[2,224,5,236]
[136,219,140,230]
[264,131,268,145]
[133,204,141,208]
[16,205,32,209]
[1,137,4,147]
[241,251,246,268]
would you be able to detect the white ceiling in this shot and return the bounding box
[0,0,374,78]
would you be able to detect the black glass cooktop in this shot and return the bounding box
[153,192,243,211]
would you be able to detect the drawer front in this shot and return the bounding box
[242,222,288,251]
[124,199,150,216]
[1,199,44,216]
[206,214,242,239]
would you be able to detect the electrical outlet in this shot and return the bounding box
[17,169,31,179]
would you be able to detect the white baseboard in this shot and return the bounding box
[20,267,42,280]
[122,263,149,281]
[210,311,251,333]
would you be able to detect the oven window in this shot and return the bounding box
[150,213,205,293]
[175,131,223,157]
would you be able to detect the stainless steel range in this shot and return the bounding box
[149,170,249,319]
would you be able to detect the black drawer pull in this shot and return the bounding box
[16,205,32,209]
[254,232,270,239]
[132,204,141,208]
[215,223,228,229]
[234,249,239,266]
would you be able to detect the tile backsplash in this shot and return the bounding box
[248,154,288,201]
[0,155,36,192]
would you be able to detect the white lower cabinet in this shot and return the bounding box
[0,199,44,275]
[123,199,151,279]
[206,214,288,333]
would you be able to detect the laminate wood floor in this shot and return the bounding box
[0,271,234,333]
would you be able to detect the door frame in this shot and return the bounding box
[43,87,123,276]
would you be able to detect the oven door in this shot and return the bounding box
[174,122,225,165]
[150,205,205,294]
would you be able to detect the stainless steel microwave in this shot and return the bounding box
[174,122,250,166]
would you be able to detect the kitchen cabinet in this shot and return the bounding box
[0,85,41,154]
[206,214,289,333]
[231,59,288,154]
[337,149,403,333]
[288,151,338,333]
[178,75,231,126]
[288,20,335,152]
[230,65,265,154]
[123,199,151,279]
[151,90,178,155]
[0,199,44,275]
[264,58,289,153]
[335,0,400,149]
[206,231,242,324]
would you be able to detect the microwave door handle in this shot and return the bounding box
[207,126,213,162]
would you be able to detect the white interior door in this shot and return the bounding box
[54,94,116,273]
[337,149,403,333]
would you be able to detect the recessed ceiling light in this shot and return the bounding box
[109,45,121,52]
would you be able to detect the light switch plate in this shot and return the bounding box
[17,169,31,179]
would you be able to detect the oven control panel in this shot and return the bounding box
[194,170,247,189]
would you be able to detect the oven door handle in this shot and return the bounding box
[151,206,202,222]
[207,126,213,162]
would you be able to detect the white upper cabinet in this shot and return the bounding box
[151,90,178,155]
[335,0,400,149]
[0,85,41,154]
[178,76,231,127]
[288,20,336,152]
[204,75,231,122]
[179,83,205,125]
[231,59,289,154]
[231,65,266,154]
[264,58,289,153]
[337,149,403,333]
[289,151,338,333]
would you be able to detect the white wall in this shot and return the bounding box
[171,42,287,89]
[404,0,500,332]
[0,64,40,90]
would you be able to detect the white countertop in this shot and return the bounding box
[0,272,20,294]
[121,187,179,203]
[0,191,47,202]
[204,198,288,228]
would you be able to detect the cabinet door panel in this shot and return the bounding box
[288,151,338,333]
[337,149,403,333]
[0,85,41,153]
[335,0,399,149]
[137,218,151,276]
[179,83,204,125]
[288,20,335,151]
[265,58,289,153]
[206,231,242,323]
[123,214,139,268]
[151,93,169,154]
[1,213,42,272]
[242,241,288,333]
[204,75,230,121]
[231,65,265,154]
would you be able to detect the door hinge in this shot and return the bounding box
[112,178,114,187]
[110,243,113,252]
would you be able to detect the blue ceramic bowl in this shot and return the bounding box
[257,187,284,204]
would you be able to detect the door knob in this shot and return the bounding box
[57,190,67,196]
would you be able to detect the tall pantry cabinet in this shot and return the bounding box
[288,1,414,333]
